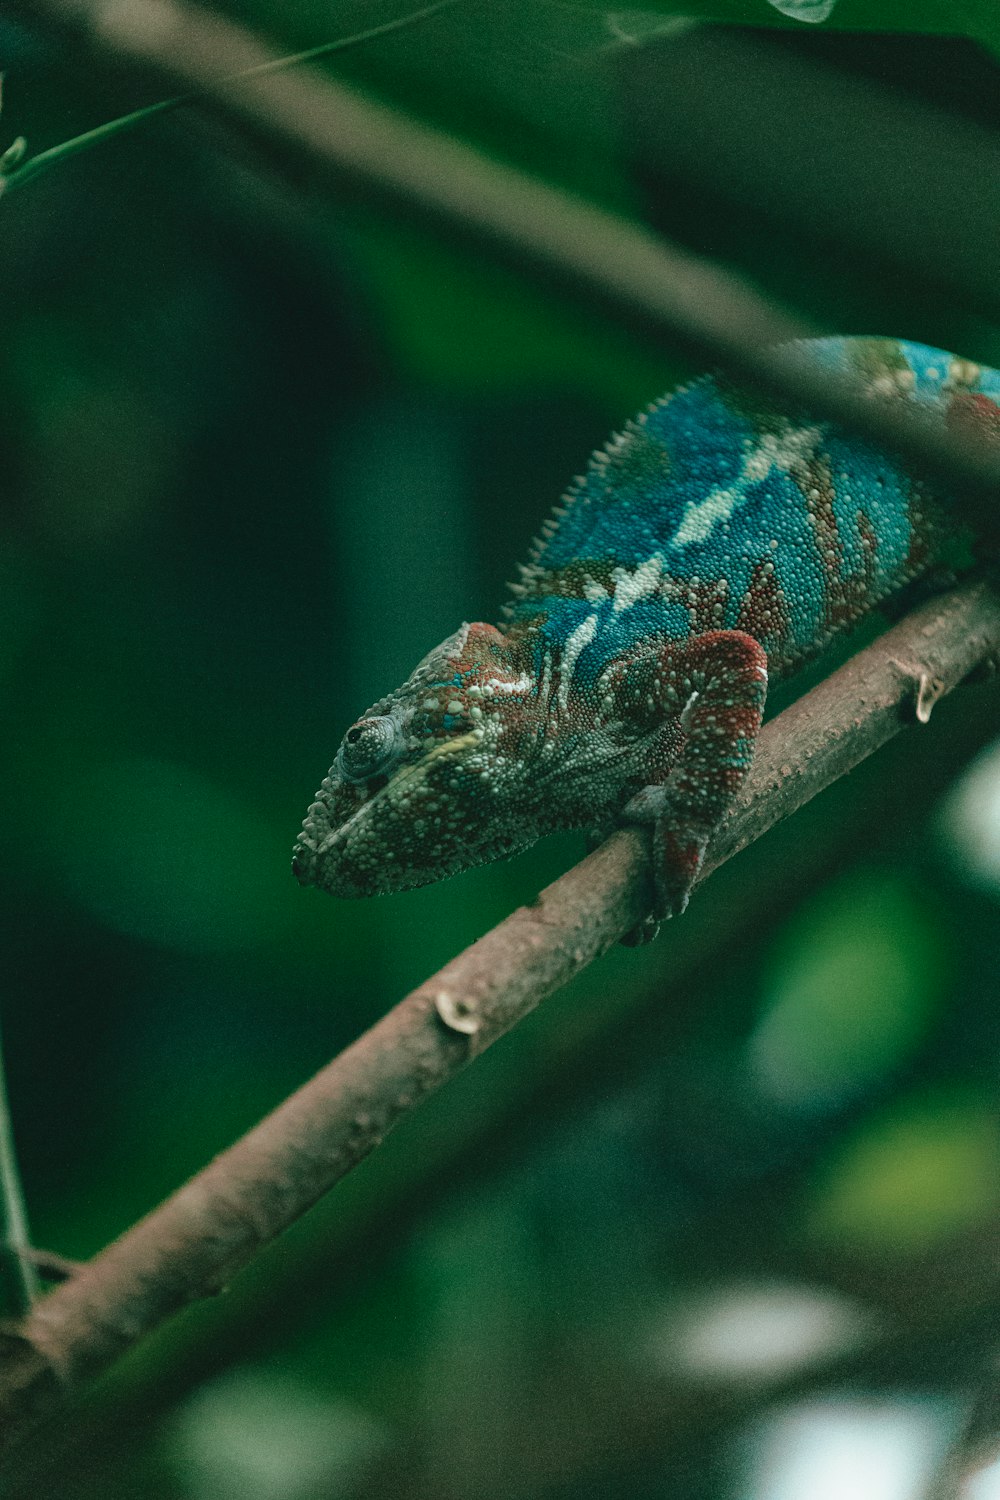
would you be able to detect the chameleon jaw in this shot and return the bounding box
[292,731,528,898]
[292,770,398,897]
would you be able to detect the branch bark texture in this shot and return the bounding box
[0,577,995,1447]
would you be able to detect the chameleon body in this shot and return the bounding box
[292,338,996,934]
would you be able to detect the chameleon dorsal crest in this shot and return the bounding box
[295,338,997,934]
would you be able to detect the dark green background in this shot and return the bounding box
[2,3,1000,1495]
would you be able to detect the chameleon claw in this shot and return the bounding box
[620,915,661,946]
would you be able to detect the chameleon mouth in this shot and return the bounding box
[294,729,492,897]
[293,827,382,898]
[291,764,350,890]
[291,762,434,897]
[292,794,356,892]
[290,833,320,887]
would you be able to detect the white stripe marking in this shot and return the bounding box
[612,554,664,613]
[482,674,533,696]
[673,423,822,547]
[558,614,598,709]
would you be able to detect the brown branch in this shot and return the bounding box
[2,0,1000,1461]
[11,674,998,1497]
[0,577,994,1450]
[6,0,1000,526]
[21,1250,83,1285]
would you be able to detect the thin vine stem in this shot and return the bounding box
[0,0,460,195]
[0,1020,38,1315]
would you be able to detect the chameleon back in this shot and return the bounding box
[295,335,996,921]
[508,337,993,681]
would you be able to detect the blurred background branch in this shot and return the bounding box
[0,1025,39,1315]
[6,0,1000,518]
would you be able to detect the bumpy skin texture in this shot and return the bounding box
[292,338,996,933]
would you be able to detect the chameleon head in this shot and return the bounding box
[292,622,544,897]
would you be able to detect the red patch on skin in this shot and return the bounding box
[903,490,932,576]
[818,508,879,636]
[792,452,872,636]
[946,392,1000,446]
[670,630,769,806]
[856,509,878,568]
[797,455,842,587]
[735,561,789,648]
[688,576,729,635]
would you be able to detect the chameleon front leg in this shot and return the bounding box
[617,629,769,941]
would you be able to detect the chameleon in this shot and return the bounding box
[292,337,997,939]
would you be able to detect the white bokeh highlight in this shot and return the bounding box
[940,736,1000,898]
[746,1396,963,1500]
[652,1282,871,1384]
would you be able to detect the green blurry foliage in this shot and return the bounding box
[51,757,297,954]
[749,871,946,1110]
[806,1091,1000,1253]
[0,550,38,684]
[1,5,999,1498]
[339,211,675,407]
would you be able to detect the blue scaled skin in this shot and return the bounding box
[294,338,994,938]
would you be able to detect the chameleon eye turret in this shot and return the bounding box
[296,337,998,930]
[335,716,402,783]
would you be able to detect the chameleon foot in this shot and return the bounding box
[620,785,711,934]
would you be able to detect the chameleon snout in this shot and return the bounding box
[291,776,413,898]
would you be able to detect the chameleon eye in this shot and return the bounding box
[336,715,402,782]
